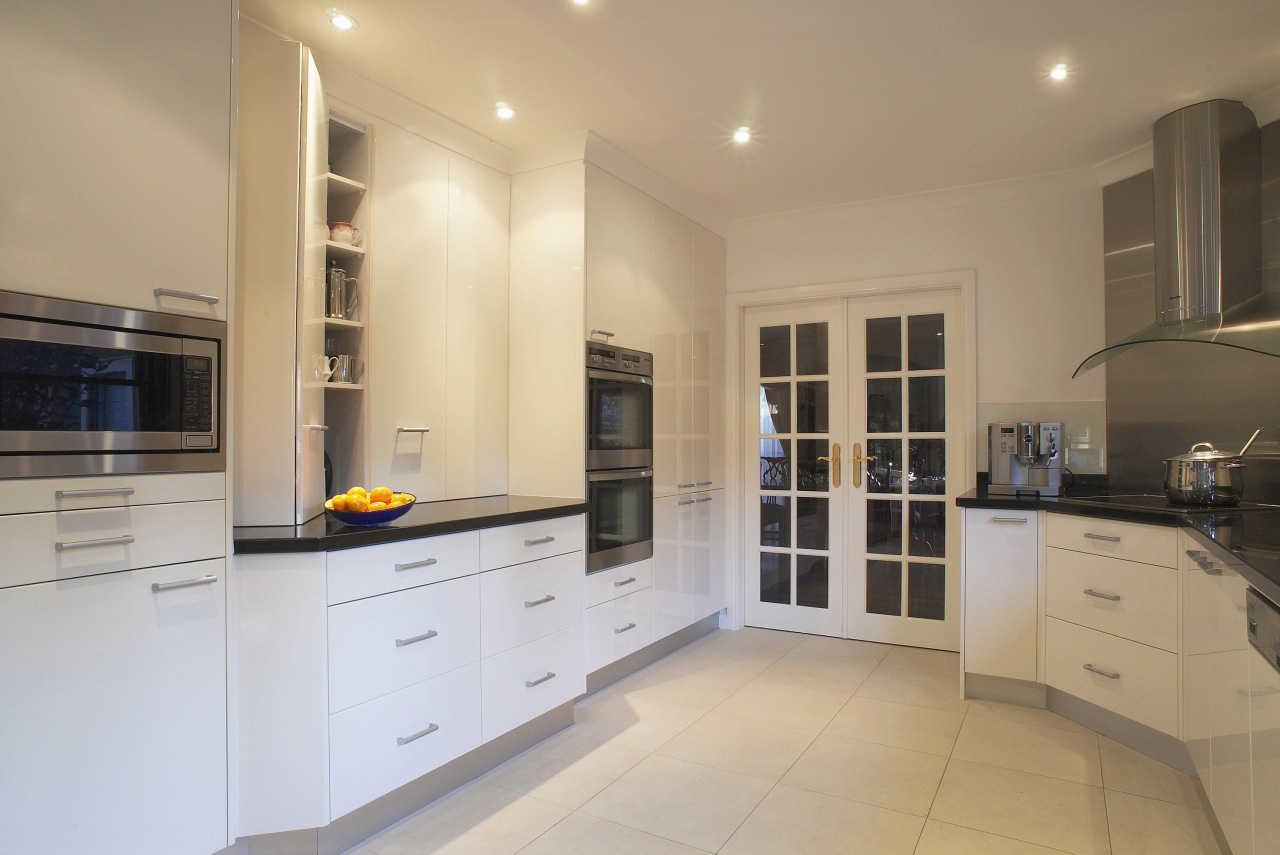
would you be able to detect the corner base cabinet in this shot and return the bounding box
[962,508,1038,681]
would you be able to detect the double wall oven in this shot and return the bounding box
[586,342,653,574]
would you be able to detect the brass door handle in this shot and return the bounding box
[817,443,842,489]
[850,442,876,489]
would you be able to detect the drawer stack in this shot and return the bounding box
[584,559,655,674]
[1043,514,1180,736]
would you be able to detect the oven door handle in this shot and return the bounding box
[588,469,654,482]
[587,368,653,385]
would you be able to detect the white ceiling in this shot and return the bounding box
[241,0,1280,224]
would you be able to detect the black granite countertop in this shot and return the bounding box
[233,495,589,555]
[958,487,1280,606]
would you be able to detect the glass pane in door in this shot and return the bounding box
[796,382,828,432]
[760,553,791,604]
[796,556,829,609]
[760,439,791,490]
[760,326,791,377]
[907,563,945,620]
[760,496,791,547]
[796,323,829,375]
[866,318,901,371]
[907,314,945,369]
[760,383,791,433]
[866,560,902,616]
[867,378,902,432]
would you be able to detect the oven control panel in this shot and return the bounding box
[586,342,653,377]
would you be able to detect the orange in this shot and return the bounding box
[329,494,348,511]
[346,486,368,497]
[394,493,414,505]
[369,501,388,511]
[345,493,369,512]
[369,486,394,505]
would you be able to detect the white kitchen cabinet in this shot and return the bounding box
[962,508,1039,681]
[445,155,510,498]
[0,560,227,855]
[1,1,233,318]
[586,558,654,608]
[368,122,450,501]
[652,205,693,497]
[1046,547,1178,653]
[479,551,584,657]
[585,587,655,673]
[1252,638,1280,855]
[653,489,725,642]
[585,164,654,352]
[235,36,329,525]
[691,224,727,493]
[481,623,584,741]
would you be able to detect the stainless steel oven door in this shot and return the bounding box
[587,368,653,470]
[587,468,654,573]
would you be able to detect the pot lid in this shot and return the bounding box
[1166,442,1240,462]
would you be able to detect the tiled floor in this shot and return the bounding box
[348,628,1221,855]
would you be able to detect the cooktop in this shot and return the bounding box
[1059,493,1280,515]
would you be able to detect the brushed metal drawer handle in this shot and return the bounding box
[1083,533,1121,543]
[154,288,220,305]
[614,576,637,587]
[525,671,556,688]
[590,329,615,339]
[394,557,438,572]
[1083,663,1120,680]
[695,496,712,503]
[1239,686,1280,698]
[151,575,218,593]
[524,536,556,546]
[396,427,431,433]
[614,622,638,634]
[1083,589,1121,602]
[990,517,1028,524]
[396,723,439,745]
[55,534,136,552]
[525,594,556,608]
[678,483,696,489]
[395,629,439,648]
[696,481,713,486]
[1196,560,1223,576]
[677,498,696,506]
[55,487,136,500]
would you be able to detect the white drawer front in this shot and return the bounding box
[1045,617,1179,736]
[328,575,481,713]
[585,558,653,608]
[480,551,584,657]
[479,515,584,571]
[1045,514,1177,567]
[0,500,225,588]
[481,624,583,741]
[0,471,225,515]
[1045,547,1178,652]
[585,588,653,673]
[1182,533,1251,655]
[329,663,482,821]
[327,531,480,605]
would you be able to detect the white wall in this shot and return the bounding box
[726,170,1109,472]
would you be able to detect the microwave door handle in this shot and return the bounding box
[587,368,653,385]
[588,469,654,482]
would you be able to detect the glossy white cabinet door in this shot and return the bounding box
[691,224,727,492]
[690,489,726,622]
[1252,641,1280,855]
[653,493,694,640]
[1,1,232,317]
[652,204,692,497]
[369,124,450,500]
[481,624,584,741]
[962,509,1039,681]
[585,588,654,673]
[0,560,227,855]
[446,155,510,499]
[585,164,654,352]
[479,551,585,657]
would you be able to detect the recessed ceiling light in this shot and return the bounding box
[495,102,516,120]
[733,126,751,144]
[1050,63,1069,81]
[573,0,590,5]
[329,9,358,30]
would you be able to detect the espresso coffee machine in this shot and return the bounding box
[989,422,1063,497]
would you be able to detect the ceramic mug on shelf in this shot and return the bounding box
[331,355,363,384]
[313,355,338,382]
[329,221,362,246]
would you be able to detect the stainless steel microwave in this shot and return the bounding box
[0,289,225,477]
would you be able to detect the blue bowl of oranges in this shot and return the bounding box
[326,486,416,526]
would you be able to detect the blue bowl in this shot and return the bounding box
[327,495,416,527]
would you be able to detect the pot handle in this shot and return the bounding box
[1189,442,1217,453]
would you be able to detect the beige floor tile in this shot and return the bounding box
[718,783,924,855]
[1098,736,1201,806]
[855,664,969,713]
[781,732,948,816]
[951,714,1102,786]
[791,634,891,664]
[579,754,773,852]
[929,759,1110,855]
[965,699,1092,733]
[655,710,815,780]
[1105,789,1220,855]
[825,695,964,756]
[483,729,648,809]
[516,812,712,855]
[361,782,568,855]
[914,820,1075,854]
[881,645,962,675]
[709,626,808,654]
[755,647,878,691]
[712,677,853,732]
[572,691,705,751]
[619,655,763,710]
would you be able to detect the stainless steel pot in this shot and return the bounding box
[1163,442,1245,505]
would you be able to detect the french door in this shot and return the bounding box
[744,289,964,650]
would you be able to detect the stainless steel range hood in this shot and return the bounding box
[1074,100,1263,376]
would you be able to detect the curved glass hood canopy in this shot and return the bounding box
[1073,291,1280,377]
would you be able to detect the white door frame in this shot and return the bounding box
[720,270,978,632]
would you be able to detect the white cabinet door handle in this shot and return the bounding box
[614,622,638,634]
[151,575,218,593]
[525,672,556,688]
[396,723,439,745]
[1083,589,1121,602]
[1084,533,1121,543]
[55,487,136,500]
[524,536,556,546]
[524,594,556,608]
[395,630,439,648]
[990,517,1028,524]
[394,557,438,572]
[614,577,637,587]
[1083,663,1120,680]
[154,288,220,305]
[56,535,135,552]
